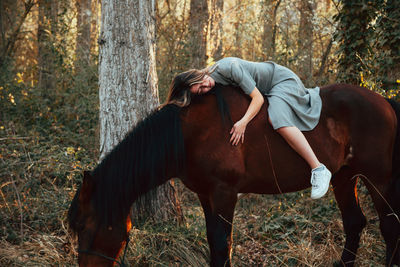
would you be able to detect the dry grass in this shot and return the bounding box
[0,124,388,267]
[230,189,385,267]
[0,177,387,266]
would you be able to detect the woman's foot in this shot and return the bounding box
[310,164,332,199]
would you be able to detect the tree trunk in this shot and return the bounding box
[75,0,92,67]
[316,38,332,83]
[262,0,281,61]
[334,0,376,84]
[99,0,183,224]
[210,0,224,61]
[377,0,400,89]
[297,0,314,86]
[233,0,242,58]
[90,0,100,56]
[189,0,208,68]
[0,0,35,66]
[38,0,58,99]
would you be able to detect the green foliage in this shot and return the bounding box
[0,2,99,262]
[0,55,99,267]
[333,0,380,84]
[374,0,400,94]
[334,0,400,98]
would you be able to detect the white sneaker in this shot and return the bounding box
[310,164,332,199]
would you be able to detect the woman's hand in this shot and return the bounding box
[229,87,264,146]
[230,119,247,145]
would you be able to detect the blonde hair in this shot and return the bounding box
[163,65,217,108]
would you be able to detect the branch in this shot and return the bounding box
[0,136,36,141]
[0,0,36,64]
[316,38,333,80]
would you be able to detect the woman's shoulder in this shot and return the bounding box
[217,57,240,65]
[215,57,242,72]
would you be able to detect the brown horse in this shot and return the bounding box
[68,84,400,266]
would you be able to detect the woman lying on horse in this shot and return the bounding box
[166,57,331,199]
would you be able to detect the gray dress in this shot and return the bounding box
[209,57,322,131]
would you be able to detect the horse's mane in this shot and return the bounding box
[190,83,232,126]
[68,86,231,230]
[68,104,185,228]
[212,84,233,126]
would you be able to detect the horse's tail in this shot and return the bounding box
[386,98,400,197]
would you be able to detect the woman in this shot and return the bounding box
[165,57,331,199]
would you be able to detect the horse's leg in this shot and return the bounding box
[332,167,367,267]
[198,187,238,267]
[362,176,400,266]
[391,177,400,265]
[391,178,400,266]
[382,180,400,266]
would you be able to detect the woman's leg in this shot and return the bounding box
[274,125,331,199]
[276,126,320,169]
[266,88,330,199]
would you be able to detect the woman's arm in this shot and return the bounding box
[230,87,264,145]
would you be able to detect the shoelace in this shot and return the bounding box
[311,171,323,188]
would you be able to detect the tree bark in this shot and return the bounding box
[38,0,58,98]
[0,0,35,67]
[316,37,332,82]
[297,0,314,86]
[189,0,208,68]
[334,0,376,84]
[90,0,100,56]
[262,0,281,61]
[210,0,224,61]
[75,0,92,66]
[233,0,242,58]
[377,0,400,89]
[99,0,183,224]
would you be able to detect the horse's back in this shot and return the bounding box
[180,84,397,195]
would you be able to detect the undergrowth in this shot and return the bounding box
[0,68,387,266]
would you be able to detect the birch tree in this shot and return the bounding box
[99,0,182,223]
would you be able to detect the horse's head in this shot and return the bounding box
[68,171,132,266]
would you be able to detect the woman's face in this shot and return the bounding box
[189,75,215,95]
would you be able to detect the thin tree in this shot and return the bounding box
[233,0,243,58]
[297,0,314,86]
[98,0,182,223]
[90,0,100,56]
[376,0,400,90]
[334,0,376,84]
[38,0,58,99]
[75,0,92,68]
[0,0,35,68]
[209,0,224,61]
[189,0,208,68]
[262,0,281,61]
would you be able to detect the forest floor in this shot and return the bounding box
[0,106,386,266]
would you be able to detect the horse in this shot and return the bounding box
[68,83,400,267]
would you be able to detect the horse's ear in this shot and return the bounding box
[79,171,94,204]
